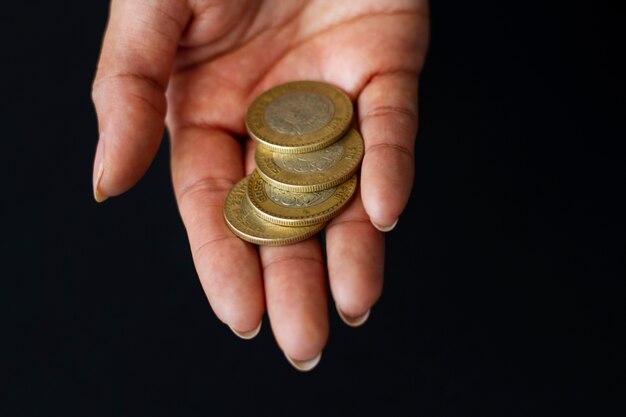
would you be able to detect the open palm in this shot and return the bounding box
[92,0,429,370]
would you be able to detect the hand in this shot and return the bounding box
[92,0,429,370]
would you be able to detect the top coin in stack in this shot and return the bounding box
[246,81,353,154]
[255,128,364,193]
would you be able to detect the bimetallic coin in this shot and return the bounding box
[255,128,364,192]
[224,177,325,246]
[247,171,357,227]
[246,81,353,154]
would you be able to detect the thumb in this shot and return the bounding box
[91,0,190,201]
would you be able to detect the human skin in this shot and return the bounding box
[92,0,429,371]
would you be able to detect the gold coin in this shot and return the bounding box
[224,177,325,246]
[255,128,364,192]
[246,81,353,154]
[247,171,357,227]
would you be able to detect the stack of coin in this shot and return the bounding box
[223,81,364,246]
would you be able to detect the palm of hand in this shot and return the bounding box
[93,0,428,370]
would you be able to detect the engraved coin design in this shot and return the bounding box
[224,177,325,246]
[265,182,335,208]
[247,171,358,226]
[246,81,353,153]
[255,128,364,192]
[265,92,334,135]
[273,140,344,173]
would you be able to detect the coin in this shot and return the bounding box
[224,177,326,246]
[246,81,353,154]
[255,128,364,192]
[247,171,357,227]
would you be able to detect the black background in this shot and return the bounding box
[1,1,624,416]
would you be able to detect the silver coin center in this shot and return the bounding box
[264,92,335,135]
[265,183,335,208]
[272,140,345,173]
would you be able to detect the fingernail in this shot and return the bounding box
[337,307,371,327]
[373,217,398,232]
[285,352,322,372]
[93,137,108,203]
[229,321,262,340]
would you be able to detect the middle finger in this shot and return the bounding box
[260,237,328,371]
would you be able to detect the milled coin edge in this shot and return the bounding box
[255,128,364,191]
[223,177,327,246]
[246,172,358,227]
